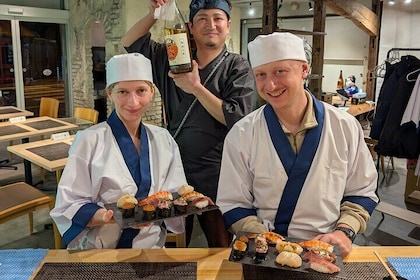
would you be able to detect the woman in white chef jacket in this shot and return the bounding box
[50,53,186,249]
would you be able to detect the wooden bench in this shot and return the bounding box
[375,201,420,227]
[362,201,420,245]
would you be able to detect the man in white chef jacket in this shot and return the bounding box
[217,32,378,257]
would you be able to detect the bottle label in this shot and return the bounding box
[165,32,191,66]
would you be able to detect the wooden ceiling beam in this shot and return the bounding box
[324,0,379,36]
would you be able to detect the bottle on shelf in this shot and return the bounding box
[337,70,344,90]
[164,0,193,74]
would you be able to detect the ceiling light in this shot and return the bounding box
[404,0,412,4]
[389,0,395,5]
[248,2,255,16]
[308,2,313,11]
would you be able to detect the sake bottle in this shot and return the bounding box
[164,0,193,73]
[337,70,344,89]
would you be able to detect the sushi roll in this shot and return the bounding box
[157,199,172,218]
[116,194,138,218]
[232,240,247,260]
[254,234,268,263]
[142,204,156,221]
[173,197,188,214]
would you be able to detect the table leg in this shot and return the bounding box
[21,138,33,185]
[56,169,62,184]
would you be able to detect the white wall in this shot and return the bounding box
[375,6,420,101]
[322,17,369,93]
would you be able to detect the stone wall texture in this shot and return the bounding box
[69,0,163,126]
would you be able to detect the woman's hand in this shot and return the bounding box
[87,208,115,227]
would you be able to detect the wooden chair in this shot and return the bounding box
[166,231,186,248]
[364,137,394,181]
[38,97,60,180]
[39,97,60,118]
[74,107,99,124]
[0,182,59,247]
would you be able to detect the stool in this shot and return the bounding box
[166,231,186,248]
[0,182,56,244]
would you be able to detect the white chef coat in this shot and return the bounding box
[401,74,420,130]
[50,119,186,249]
[401,75,420,176]
[217,99,378,240]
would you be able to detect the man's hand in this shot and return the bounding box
[151,0,168,10]
[168,61,202,96]
[313,231,353,258]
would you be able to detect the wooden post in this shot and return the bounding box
[366,0,382,101]
[262,0,277,34]
[308,0,327,100]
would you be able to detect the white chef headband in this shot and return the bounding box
[248,32,307,69]
[106,53,153,87]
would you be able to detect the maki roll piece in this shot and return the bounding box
[142,204,156,221]
[157,199,172,218]
[116,194,138,218]
[237,235,249,246]
[173,197,188,214]
[232,240,247,260]
[254,234,269,263]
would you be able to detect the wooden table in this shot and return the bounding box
[0,106,34,120]
[347,102,376,119]
[30,246,419,280]
[0,106,35,169]
[0,116,78,184]
[7,135,75,183]
[332,95,376,119]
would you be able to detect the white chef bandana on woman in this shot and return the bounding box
[106,53,153,87]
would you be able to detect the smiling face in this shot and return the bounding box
[253,60,309,111]
[107,80,154,127]
[189,9,231,49]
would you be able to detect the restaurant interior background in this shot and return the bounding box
[1,0,420,249]
[0,0,419,122]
